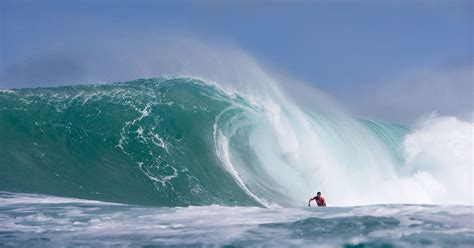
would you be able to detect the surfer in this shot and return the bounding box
[308,192,326,207]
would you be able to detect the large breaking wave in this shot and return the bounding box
[0,77,472,207]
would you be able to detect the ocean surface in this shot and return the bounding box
[1,77,473,247]
[1,192,473,247]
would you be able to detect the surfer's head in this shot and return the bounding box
[317,192,321,196]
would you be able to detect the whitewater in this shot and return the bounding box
[0,76,473,247]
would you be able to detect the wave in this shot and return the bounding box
[0,77,472,206]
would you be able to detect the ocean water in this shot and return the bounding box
[1,77,473,246]
[1,192,473,247]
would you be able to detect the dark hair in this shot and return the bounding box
[317,192,321,195]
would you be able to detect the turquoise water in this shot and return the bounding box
[0,78,263,206]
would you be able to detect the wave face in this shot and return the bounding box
[0,77,472,207]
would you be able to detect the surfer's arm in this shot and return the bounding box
[308,197,315,206]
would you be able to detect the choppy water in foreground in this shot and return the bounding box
[1,192,472,247]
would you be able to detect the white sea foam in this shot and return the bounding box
[402,114,474,205]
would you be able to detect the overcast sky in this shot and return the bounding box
[0,0,472,123]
